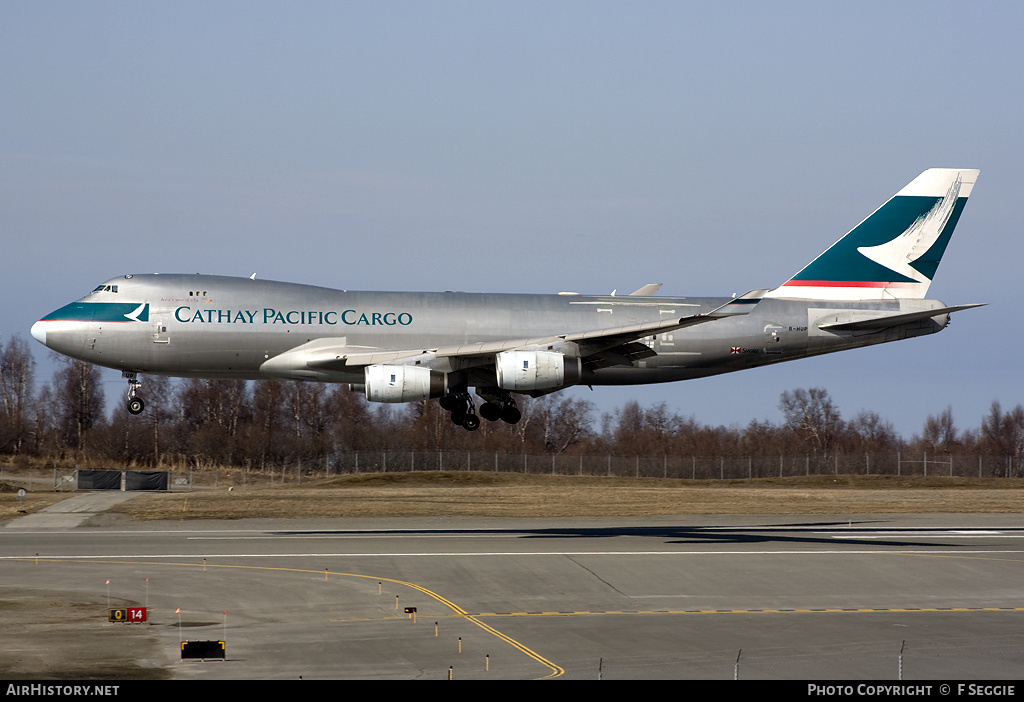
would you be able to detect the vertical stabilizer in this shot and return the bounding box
[765,168,979,300]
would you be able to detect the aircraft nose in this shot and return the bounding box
[30,320,47,346]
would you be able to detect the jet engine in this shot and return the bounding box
[495,350,581,392]
[364,365,447,403]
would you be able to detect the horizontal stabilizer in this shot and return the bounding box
[816,304,984,332]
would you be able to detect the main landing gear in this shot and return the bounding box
[440,391,480,431]
[440,389,521,431]
[479,392,521,425]
[123,371,145,415]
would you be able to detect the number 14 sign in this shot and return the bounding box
[109,607,147,623]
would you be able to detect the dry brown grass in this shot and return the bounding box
[0,488,74,522]
[4,472,1021,522]
[102,472,1024,520]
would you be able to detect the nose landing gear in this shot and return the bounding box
[123,371,145,415]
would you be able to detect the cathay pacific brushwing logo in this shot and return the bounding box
[856,173,962,284]
[124,303,148,322]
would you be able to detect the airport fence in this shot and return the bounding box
[161,450,1023,487]
[10,451,1019,490]
[307,450,1019,481]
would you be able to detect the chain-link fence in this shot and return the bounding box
[4,451,1019,489]
[315,450,1019,480]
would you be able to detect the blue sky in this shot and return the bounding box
[2,1,1020,437]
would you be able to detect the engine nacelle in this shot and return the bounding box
[364,365,447,403]
[495,350,581,392]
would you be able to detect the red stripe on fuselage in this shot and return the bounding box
[780,280,915,288]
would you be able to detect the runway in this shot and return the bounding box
[3,510,1024,679]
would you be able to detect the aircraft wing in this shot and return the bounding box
[272,289,768,374]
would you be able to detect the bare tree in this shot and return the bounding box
[0,335,35,453]
[920,406,958,453]
[175,379,249,465]
[280,381,334,471]
[532,395,595,454]
[53,359,105,453]
[250,379,287,469]
[980,401,1024,476]
[326,384,376,451]
[779,387,843,456]
[741,418,787,457]
[611,400,647,455]
[847,410,899,453]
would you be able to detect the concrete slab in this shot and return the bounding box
[7,491,140,529]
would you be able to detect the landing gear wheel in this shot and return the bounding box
[442,390,482,431]
[501,405,521,425]
[123,371,145,415]
[479,402,501,422]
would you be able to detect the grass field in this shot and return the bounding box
[3,471,1023,521]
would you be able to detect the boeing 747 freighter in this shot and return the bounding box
[32,168,982,430]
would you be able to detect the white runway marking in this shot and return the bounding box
[5,549,1024,560]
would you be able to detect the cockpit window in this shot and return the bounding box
[91,285,118,293]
